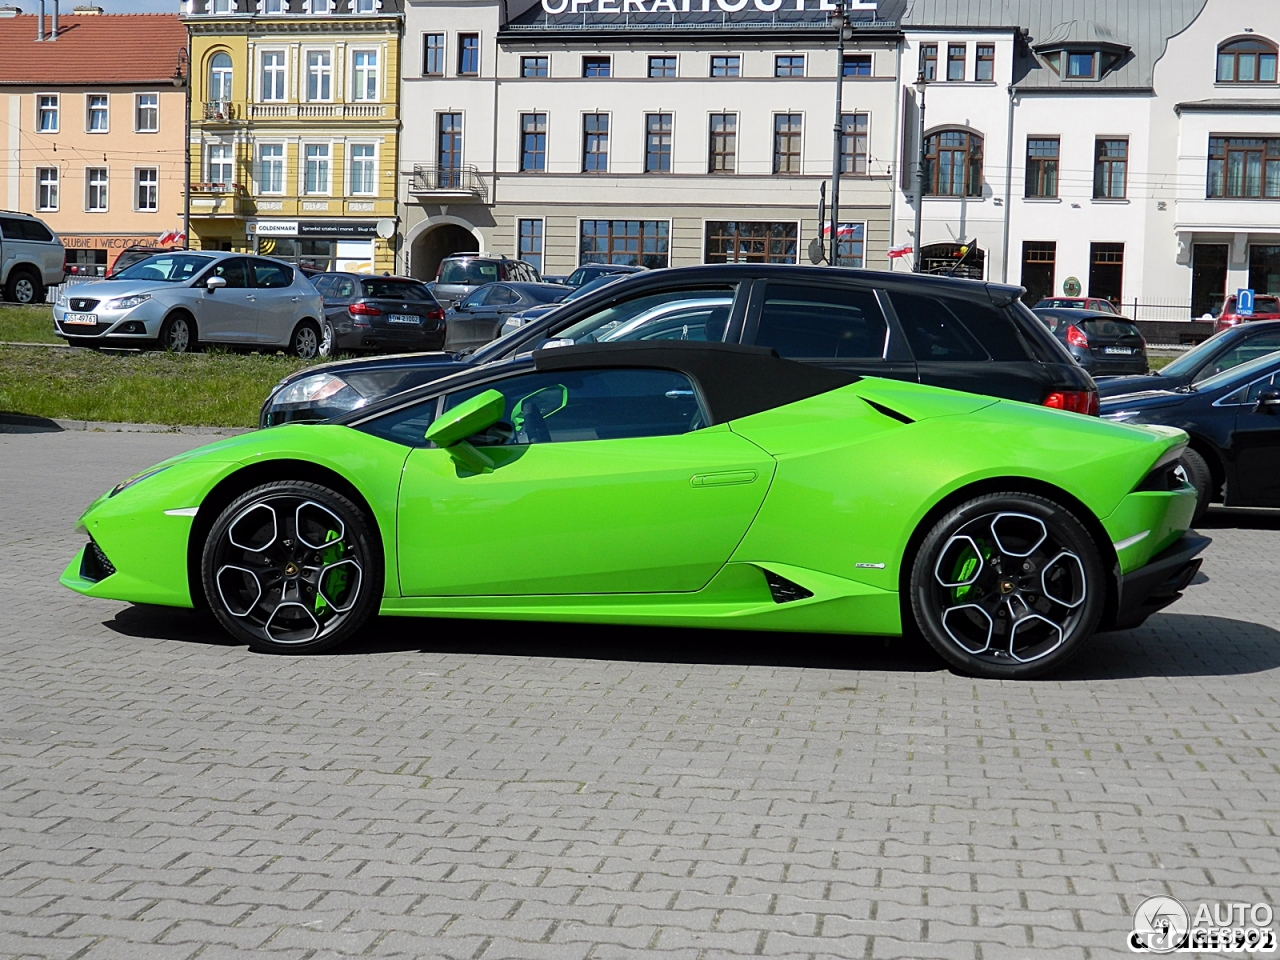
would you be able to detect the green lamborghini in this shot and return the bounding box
[61,342,1207,679]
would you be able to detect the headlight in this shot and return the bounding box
[109,465,170,497]
[266,372,368,425]
[107,294,151,310]
[55,291,69,307]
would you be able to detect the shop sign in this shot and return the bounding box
[250,220,379,239]
[251,220,301,237]
[59,235,155,250]
[541,0,874,13]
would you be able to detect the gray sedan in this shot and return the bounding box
[52,251,326,357]
[443,281,569,352]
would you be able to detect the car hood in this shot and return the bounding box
[1099,389,1190,414]
[1095,373,1170,398]
[65,279,182,300]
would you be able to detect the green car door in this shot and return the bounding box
[396,366,775,597]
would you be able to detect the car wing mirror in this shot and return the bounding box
[1257,388,1280,412]
[206,276,227,291]
[424,388,506,472]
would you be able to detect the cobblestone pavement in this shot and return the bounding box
[1,428,1277,960]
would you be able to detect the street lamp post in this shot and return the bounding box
[828,0,847,266]
[173,48,191,250]
[912,73,927,272]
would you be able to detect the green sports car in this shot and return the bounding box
[61,342,1207,679]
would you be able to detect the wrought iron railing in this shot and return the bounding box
[409,164,488,200]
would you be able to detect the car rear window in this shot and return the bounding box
[439,260,499,285]
[363,278,433,300]
[1257,296,1280,314]
[523,285,565,305]
[755,283,887,359]
[1078,318,1141,338]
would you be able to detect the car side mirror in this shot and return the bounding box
[424,388,506,473]
[1257,388,1280,412]
[206,276,227,291]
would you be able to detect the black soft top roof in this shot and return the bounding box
[532,341,858,424]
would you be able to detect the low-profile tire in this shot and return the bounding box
[1178,448,1213,524]
[5,268,42,305]
[201,480,382,654]
[909,492,1106,680]
[159,312,197,353]
[291,320,322,359]
[318,321,335,358]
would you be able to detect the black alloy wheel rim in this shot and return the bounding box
[212,494,364,645]
[928,511,1088,665]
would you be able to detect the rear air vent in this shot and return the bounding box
[763,569,814,604]
[80,538,116,582]
[862,398,914,424]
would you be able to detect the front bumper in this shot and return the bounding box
[1105,533,1210,631]
[53,303,158,344]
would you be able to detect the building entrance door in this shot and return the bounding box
[1088,242,1124,305]
[1020,241,1056,304]
[1192,243,1228,317]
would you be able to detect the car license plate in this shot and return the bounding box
[63,313,98,325]
[1104,346,1133,355]
[387,314,421,325]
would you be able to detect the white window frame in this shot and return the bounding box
[576,216,673,268]
[351,48,379,101]
[206,142,235,186]
[210,0,232,12]
[36,167,59,211]
[208,52,234,103]
[37,93,59,134]
[302,141,332,195]
[305,49,334,102]
[256,141,286,195]
[86,93,109,134]
[516,216,545,273]
[308,0,331,13]
[134,92,159,133]
[85,166,109,212]
[259,49,288,102]
[134,167,159,212]
[347,141,377,196]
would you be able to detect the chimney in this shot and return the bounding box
[50,0,58,39]
[0,6,22,17]
[36,0,44,39]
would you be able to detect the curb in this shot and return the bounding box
[0,413,252,436]
[0,341,68,348]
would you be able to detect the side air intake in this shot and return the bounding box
[763,569,814,603]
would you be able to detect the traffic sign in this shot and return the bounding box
[1238,288,1255,316]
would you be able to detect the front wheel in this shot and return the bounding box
[159,313,196,353]
[201,481,382,653]
[909,493,1106,679]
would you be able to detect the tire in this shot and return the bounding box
[158,313,197,353]
[318,321,335,358]
[909,493,1106,680]
[201,480,381,654]
[291,321,321,360]
[1178,449,1213,524]
[5,268,42,305]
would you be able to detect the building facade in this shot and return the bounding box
[0,10,188,276]
[182,0,402,274]
[398,0,903,281]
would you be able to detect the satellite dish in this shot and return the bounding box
[376,218,396,239]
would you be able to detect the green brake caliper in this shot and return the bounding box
[314,529,346,616]
[952,554,979,602]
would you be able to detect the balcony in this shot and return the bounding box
[202,100,237,121]
[408,164,488,201]
[189,181,247,216]
[245,103,388,119]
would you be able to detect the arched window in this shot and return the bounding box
[923,129,983,197]
[208,53,234,102]
[1217,37,1277,83]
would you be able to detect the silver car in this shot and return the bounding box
[52,251,326,357]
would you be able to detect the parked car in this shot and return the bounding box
[1034,308,1148,376]
[563,263,645,289]
[311,272,446,355]
[69,340,1205,679]
[0,210,65,304]
[1096,320,1280,398]
[431,254,542,308]
[1034,297,1120,314]
[52,251,326,357]
[109,245,182,277]
[444,281,570,351]
[500,273,633,337]
[1101,349,1280,520]
[1212,293,1280,334]
[261,264,1097,426]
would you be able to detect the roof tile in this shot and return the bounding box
[0,14,187,85]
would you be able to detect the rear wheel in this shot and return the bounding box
[5,268,42,305]
[1178,449,1213,524]
[159,313,196,353]
[291,321,321,359]
[909,493,1106,679]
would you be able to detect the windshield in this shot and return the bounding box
[1194,349,1280,393]
[1256,296,1280,314]
[564,274,624,302]
[113,253,213,283]
[438,260,499,285]
[1159,330,1232,378]
[363,279,433,300]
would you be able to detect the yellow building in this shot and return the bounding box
[183,0,401,274]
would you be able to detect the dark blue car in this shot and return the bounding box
[1096,320,1280,398]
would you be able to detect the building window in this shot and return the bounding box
[583,113,609,172]
[135,168,158,211]
[36,167,58,210]
[842,54,871,77]
[1067,51,1096,79]
[260,0,284,12]
[309,0,330,12]
[210,0,231,11]
[207,143,234,186]
[353,0,376,12]
[1216,37,1277,83]
[583,56,610,78]
[710,55,739,77]
[773,113,802,175]
[37,94,58,133]
[520,113,546,172]
[834,222,865,267]
[924,129,983,196]
[1020,241,1056,305]
[87,95,108,132]
[580,220,669,268]
[135,93,159,132]
[352,50,378,100]
[976,44,994,81]
[260,52,286,101]
[257,143,284,193]
[349,143,375,194]
[522,55,548,77]
[919,43,937,81]
[303,143,330,194]
[1089,242,1124,304]
[86,167,108,212]
[438,113,463,179]
[705,221,797,264]
[645,113,672,174]
[208,52,233,102]
[1208,137,1280,198]
[1025,137,1059,197]
[775,55,804,77]
[1093,138,1128,198]
[648,55,676,78]
[306,51,332,101]
[947,43,966,81]
[423,34,445,76]
[518,218,543,272]
[840,112,868,175]
[458,34,479,76]
[709,113,736,174]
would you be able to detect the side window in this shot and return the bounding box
[1246,372,1280,403]
[754,283,887,360]
[487,285,520,306]
[460,287,491,308]
[442,368,707,446]
[210,258,250,288]
[252,260,292,288]
[1194,333,1280,382]
[334,278,358,299]
[890,291,986,362]
[356,396,440,447]
[939,296,1027,361]
[553,286,736,344]
[311,275,335,297]
[0,217,15,238]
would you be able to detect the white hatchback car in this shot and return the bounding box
[53,251,326,357]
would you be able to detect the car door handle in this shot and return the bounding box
[291,296,301,302]
[245,295,256,301]
[691,470,758,487]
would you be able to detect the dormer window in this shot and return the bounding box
[1035,21,1129,82]
[1217,37,1278,83]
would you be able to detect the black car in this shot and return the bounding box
[311,273,446,355]
[1096,320,1280,398]
[1034,308,1148,376]
[444,281,570,352]
[1100,350,1280,519]
[563,263,645,289]
[261,264,1095,426]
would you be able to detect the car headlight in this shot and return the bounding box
[109,465,170,497]
[266,372,369,425]
[55,291,69,307]
[107,294,151,310]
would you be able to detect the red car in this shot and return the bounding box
[1214,294,1280,334]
